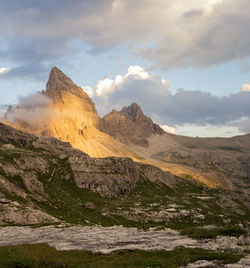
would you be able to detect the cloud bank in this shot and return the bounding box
[1,0,250,77]
[82,66,250,134]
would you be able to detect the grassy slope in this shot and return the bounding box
[0,243,243,268]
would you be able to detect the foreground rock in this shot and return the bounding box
[0,226,249,255]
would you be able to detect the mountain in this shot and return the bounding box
[101,103,165,147]
[4,67,250,196]
[5,67,142,160]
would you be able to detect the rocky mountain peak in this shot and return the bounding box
[101,103,165,147]
[45,66,85,100]
[121,103,143,122]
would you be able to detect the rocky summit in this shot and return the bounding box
[101,103,165,147]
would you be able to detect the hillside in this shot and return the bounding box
[0,122,249,234]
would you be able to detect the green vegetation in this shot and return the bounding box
[218,146,243,152]
[180,227,247,239]
[0,244,243,268]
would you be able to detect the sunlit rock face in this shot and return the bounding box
[45,66,100,127]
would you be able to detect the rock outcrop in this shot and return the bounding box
[101,103,165,147]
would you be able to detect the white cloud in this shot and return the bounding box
[96,78,117,97]
[93,65,170,98]
[204,0,226,14]
[127,66,149,79]
[81,86,95,98]
[160,124,176,134]
[0,68,10,75]
[242,84,250,92]
[5,93,53,127]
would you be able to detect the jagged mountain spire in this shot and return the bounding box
[101,103,165,147]
[121,103,144,122]
[45,66,86,100]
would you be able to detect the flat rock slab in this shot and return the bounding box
[0,226,247,254]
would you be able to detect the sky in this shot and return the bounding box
[0,0,250,137]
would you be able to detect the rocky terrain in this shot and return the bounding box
[101,102,250,199]
[0,225,249,254]
[0,122,178,225]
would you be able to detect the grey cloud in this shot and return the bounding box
[18,93,51,107]
[238,118,250,133]
[182,9,204,19]
[140,0,250,69]
[1,0,250,78]
[0,0,113,79]
[94,78,250,131]
[165,90,250,125]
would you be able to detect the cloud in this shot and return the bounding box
[1,0,250,77]
[5,93,53,128]
[84,66,250,134]
[0,67,10,75]
[0,104,8,119]
[176,123,244,137]
[134,0,250,70]
[242,84,250,92]
[238,118,250,133]
[160,124,176,134]
[93,65,164,98]
[83,65,170,116]
[81,86,95,98]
